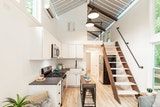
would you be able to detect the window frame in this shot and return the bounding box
[25,0,41,23]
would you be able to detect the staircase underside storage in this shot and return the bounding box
[101,41,140,104]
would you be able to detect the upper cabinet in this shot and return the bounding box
[61,43,84,59]
[30,27,61,60]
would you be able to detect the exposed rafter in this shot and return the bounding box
[87,31,99,37]
[88,3,118,21]
[94,24,106,31]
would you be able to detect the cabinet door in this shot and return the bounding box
[43,30,53,59]
[30,27,43,59]
[68,44,76,58]
[61,44,69,58]
[66,73,77,86]
[76,44,83,58]
[76,74,80,86]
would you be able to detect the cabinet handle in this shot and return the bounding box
[58,92,60,94]
[58,103,61,105]
[59,84,61,86]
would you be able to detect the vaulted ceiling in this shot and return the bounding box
[50,0,135,38]
[50,0,87,16]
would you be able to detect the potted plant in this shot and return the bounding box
[3,94,30,107]
[147,88,153,95]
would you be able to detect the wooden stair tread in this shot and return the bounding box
[109,62,127,63]
[111,68,129,70]
[117,90,139,95]
[113,74,132,77]
[115,82,136,86]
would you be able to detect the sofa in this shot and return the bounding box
[138,92,160,107]
[26,91,52,107]
[138,95,156,107]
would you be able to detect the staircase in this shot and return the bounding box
[101,41,140,104]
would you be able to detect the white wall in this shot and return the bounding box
[110,0,152,91]
[52,3,87,43]
[0,0,57,105]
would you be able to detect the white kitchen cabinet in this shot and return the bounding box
[76,44,84,58]
[66,73,77,86]
[68,44,76,58]
[61,44,69,58]
[43,30,53,59]
[29,80,61,107]
[30,27,61,60]
[66,69,82,87]
[61,44,83,59]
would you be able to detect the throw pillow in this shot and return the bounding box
[152,92,160,107]
[27,91,49,105]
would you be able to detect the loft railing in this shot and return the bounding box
[116,27,143,69]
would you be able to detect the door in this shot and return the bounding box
[99,55,104,83]
[86,52,91,74]
[91,52,99,80]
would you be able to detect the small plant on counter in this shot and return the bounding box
[147,88,153,93]
[3,94,30,107]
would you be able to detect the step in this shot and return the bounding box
[117,90,139,95]
[113,74,132,78]
[115,82,136,86]
[109,62,127,64]
[111,68,129,70]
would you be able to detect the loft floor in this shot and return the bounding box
[62,77,137,107]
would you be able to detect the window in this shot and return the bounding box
[25,0,41,22]
[154,0,160,34]
[153,44,160,90]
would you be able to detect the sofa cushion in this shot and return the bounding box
[138,95,155,107]
[152,92,160,107]
[27,91,49,105]
[41,98,52,107]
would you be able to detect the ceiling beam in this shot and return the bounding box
[88,3,118,21]
[94,24,106,31]
[87,31,99,37]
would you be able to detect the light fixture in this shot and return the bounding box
[88,10,99,19]
[85,19,94,27]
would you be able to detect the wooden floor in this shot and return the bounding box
[62,78,138,107]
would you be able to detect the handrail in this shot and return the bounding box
[116,27,143,69]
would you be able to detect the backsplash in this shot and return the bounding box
[57,59,86,70]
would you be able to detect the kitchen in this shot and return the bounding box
[29,27,86,107]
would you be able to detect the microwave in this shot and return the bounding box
[51,44,60,58]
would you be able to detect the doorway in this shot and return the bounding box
[85,45,102,81]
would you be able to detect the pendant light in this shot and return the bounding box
[88,9,99,19]
[85,19,94,27]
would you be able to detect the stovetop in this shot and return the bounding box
[46,72,64,77]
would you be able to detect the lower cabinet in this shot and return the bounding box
[29,81,61,107]
[66,69,81,87]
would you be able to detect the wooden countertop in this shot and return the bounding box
[80,76,95,85]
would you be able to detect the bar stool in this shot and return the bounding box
[81,84,96,107]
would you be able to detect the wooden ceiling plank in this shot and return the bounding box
[94,23,106,31]
[88,3,118,21]
[87,31,99,37]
